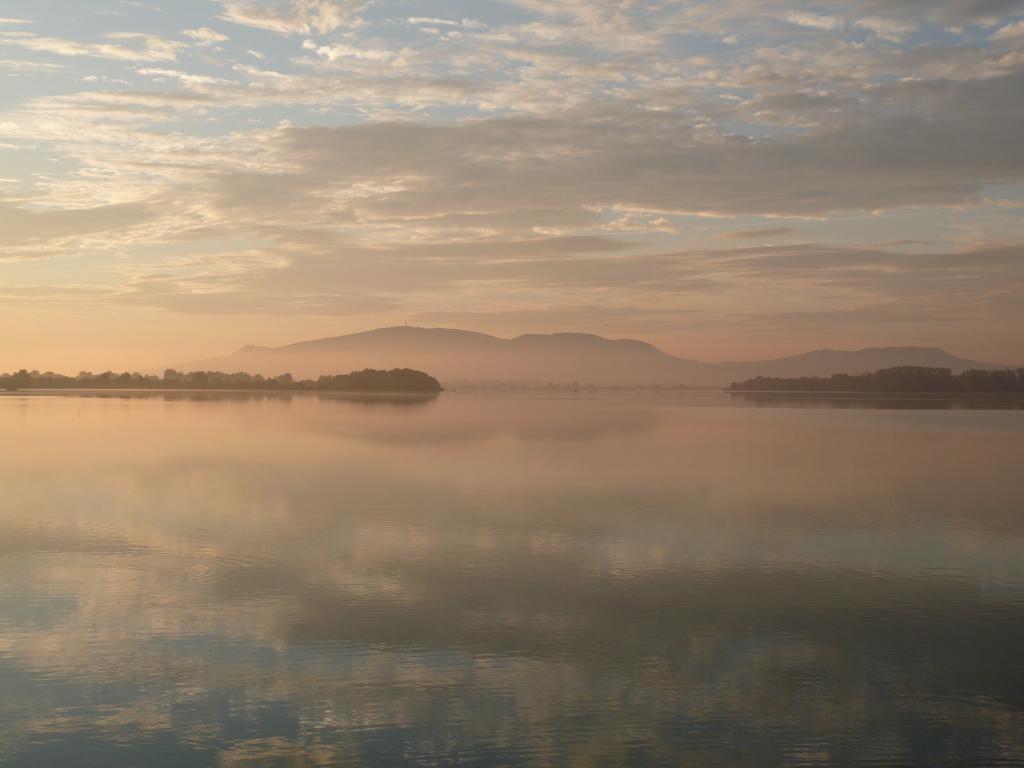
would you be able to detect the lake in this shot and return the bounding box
[1,391,1023,766]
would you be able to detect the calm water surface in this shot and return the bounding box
[1,392,1023,766]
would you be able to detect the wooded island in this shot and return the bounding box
[1,368,443,393]
[729,366,1024,393]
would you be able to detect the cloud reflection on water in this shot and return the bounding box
[1,393,1023,766]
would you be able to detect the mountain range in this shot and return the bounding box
[178,326,1012,388]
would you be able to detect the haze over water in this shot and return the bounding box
[1,392,1022,766]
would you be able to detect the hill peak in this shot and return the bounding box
[181,326,1008,387]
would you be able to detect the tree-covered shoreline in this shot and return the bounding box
[729,366,1024,393]
[1,368,443,393]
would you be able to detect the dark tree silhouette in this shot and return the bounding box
[729,366,1024,393]
[0,368,443,393]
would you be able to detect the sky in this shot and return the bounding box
[1,0,1023,371]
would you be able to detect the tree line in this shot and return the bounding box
[1,368,442,393]
[728,366,1024,393]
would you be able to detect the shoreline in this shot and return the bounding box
[0,387,442,398]
[728,390,1024,398]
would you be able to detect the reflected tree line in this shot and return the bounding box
[729,366,1024,393]
[0,368,443,393]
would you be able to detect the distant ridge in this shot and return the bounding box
[179,326,1010,388]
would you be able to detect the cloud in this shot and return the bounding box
[605,214,679,235]
[0,200,159,260]
[182,27,229,43]
[784,12,843,31]
[406,17,484,30]
[218,0,364,36]
[136,68,234,86]
[0,57,62,72]
[992,19,1024,40]
[0,18,33,25]
[302,39,396,62]
[854,16,917,42]
[266,70,1024,220]
[720,228,798,240]
[0,283,118,302]
[1,0,1024,360]
[0,32,183,61]
[816,0,1021,25]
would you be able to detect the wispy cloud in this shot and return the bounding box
[218,0,364,36]
[405,17,484,30]
[182,27,229,43]
[784,12,842,31]
[720,228,798,240]
[992,19,1024,40]
[1,0,1023,362]
[854,16,917,42]
[0,32,183,61]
